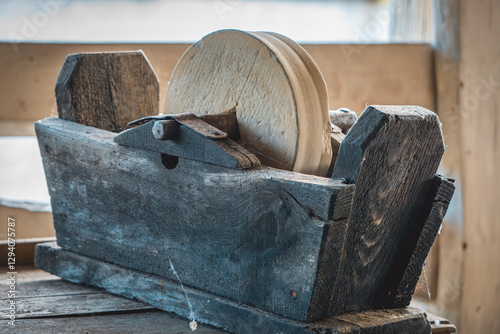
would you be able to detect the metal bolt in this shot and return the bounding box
[152,120,180,141]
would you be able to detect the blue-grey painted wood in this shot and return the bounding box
[392,174,455,307]
[35,117,352,322]
[114,113,260,169]
[35,242,432,334]
[55,51,159,133]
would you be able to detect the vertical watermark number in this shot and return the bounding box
[6,217,17,327]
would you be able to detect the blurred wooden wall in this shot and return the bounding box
[393,0,500,331]
[1,32,481,327]
[456,0,500,332]
[0,42,435,135]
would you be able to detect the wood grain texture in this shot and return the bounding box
[35,242,432,334]
[392,175,455,307]
[35,117,349,321]
[429,0,463,323]
[458,1,500,332]
[114,114,260,170]
[55,51,159,132]
[331,105,445,315]
[333,308,431,334]
[164,30,332,176]
[0,269,155,320]
[0,237,55,266]
[200,111,240,140]
[10,312,226,334]
[307,185,354,320]
[329,125,346,176]
[0,290,154,320]
[0,266,225,334]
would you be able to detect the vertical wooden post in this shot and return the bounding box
[331,105,445,315]
[431,0,464,325]
[457,1,500,332]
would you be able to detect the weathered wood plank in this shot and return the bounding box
[55,51,159,132]
[9,312,227,334]
[35,242,431,334]
[392,175,455,307]
[114,114,261,170]
[0,266,225,333]
[1,292,154,320]
[457,1,500,332]
[331,105,445,315]
[333,308,431,333]
[0,278,100,299]
[308,185,354,320]
[0,269,155,320]
[200,111,240,140]
[428,0,462,319]
[35,117,349,321]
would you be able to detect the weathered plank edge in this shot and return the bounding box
[36,116,344,222]
[114,118,260,170]
[391,175,456,307]
[308,185,355,320]
[35,242,431,334]
[55,50,159,133]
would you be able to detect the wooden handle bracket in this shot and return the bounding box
[114,112,260,170]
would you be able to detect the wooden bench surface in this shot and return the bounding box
[0,266,455,333]
[0,266,226,333]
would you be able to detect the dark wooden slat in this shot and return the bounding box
[35,242,431,334]
[1,292,154,320]
[308,185,354,320]
[0,269,154,320]
[35,117,349,321]
[55,51,159,132]
[175,113,228,139]
[391,175,455,307]
[10,312,227,334]
[331,105,445,315]
[114,114,260,170]
[200,111,240,140]
[0,279,101,299]
[333,308,431,334]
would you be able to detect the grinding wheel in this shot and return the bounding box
[164,29,332,176]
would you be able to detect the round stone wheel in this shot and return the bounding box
[164,29,332,176]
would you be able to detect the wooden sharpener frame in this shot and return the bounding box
[34,50,455,334]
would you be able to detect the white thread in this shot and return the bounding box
[422,259,432,306]
[169,258,197,331]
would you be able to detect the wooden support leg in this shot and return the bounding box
[391,175,455,307]
[331,105,447,315]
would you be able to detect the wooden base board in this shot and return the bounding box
[35,242,432,334]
